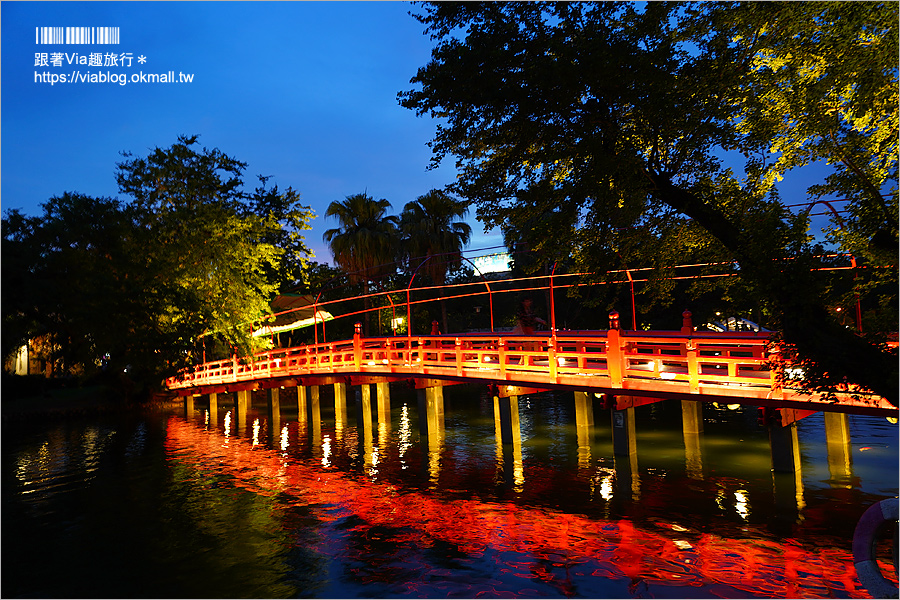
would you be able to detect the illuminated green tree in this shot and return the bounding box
[400,2,898,402]
[2,136,314,395]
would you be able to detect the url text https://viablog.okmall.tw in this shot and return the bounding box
[35,70,194,86]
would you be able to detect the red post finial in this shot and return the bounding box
[431,320,440,335]
[682,310,693,334]
[354,322,362,339]
[609,311,620,331]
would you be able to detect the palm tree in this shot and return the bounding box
[400,189,472,333]
[323,193,400,335]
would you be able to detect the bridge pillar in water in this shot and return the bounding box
[494,394,522,447]
[334,382,348,430]
[418,385,445,485]
[609,396,640,500]
[267,388,282,446]
[234,390,250,434]
[574,391,594,470]
[307,386,322,456]
[824,412,852,485]
[376,381,391,425]
[208,393,218,429]
[681,400,704,479]
[296,386,307,425]
[768,418,801,475]
[356,386,375,467]
[184,394,196,418]
[766,413,806,523]
[267,388,281,422]
[493,392,523,490]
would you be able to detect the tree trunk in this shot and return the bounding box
[649,173,898,406]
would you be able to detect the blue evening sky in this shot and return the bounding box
[3,1,509,263]
[3,1,836,266]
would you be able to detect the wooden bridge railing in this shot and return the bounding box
[167,323,781,398]
[165,313,899,416]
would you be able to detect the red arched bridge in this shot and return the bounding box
[165,311,896,418]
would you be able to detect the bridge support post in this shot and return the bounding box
[768,418,801,474]
[376,381,391,425]
[611,405,637,457]
[494,394,521,447]
[184,394,196,417]
[334,382,347,428]
[267,388,281,446]
[308,386,322,455]
[824,412,852,485]
[267,388,281,421]
[574,391,594,470]
[296,386,307,424]
[356,386,374,467]
[418,385,445,485]
[681,400,704,479]
[610,396,640,500]
[235,390,250,434]
[208,393,218,429]
[493,392,524,490]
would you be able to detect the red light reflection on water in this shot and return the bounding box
[165,417,880,598]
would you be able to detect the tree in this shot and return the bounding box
[2,136,314,396]
[323,193,400,335]
[400,2,898,402]
[400,189,473,333]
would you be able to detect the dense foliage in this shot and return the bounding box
[2,136,314,396]
[399,1,898,402]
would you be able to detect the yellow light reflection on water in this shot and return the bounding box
[252,418,261,447]
[322,434,332,468]
[280,425,289,453]
[398,404,411,469]
[734,489,750,520]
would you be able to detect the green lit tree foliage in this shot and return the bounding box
[2,136,314,395]
[400,2,898,402]
[400,189,472,333]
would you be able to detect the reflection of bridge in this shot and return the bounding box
[165,417,880,598]
[167,309,896,479]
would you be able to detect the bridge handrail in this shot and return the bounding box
[165,327,777,392]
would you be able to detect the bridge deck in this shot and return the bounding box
[166,330,896,417]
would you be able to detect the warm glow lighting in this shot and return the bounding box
[280,426,289,452]
[727,404,741,411]
[735,490,749,520]
[224,411,232,440]
[660,372,677,380]
[600,474,614,501]
[165,418,875,598]
[391,317,405,329]
[322,434,332,468]
[398,403,412,469]
[252,418,261,446]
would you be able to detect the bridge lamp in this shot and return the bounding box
[391,317,405,334]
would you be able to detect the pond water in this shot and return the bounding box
[3,385,897,598]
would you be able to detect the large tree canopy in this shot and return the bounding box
[2,136,314,395]
[400,1,898,402]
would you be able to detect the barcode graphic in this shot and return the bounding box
[35,26,120,45]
